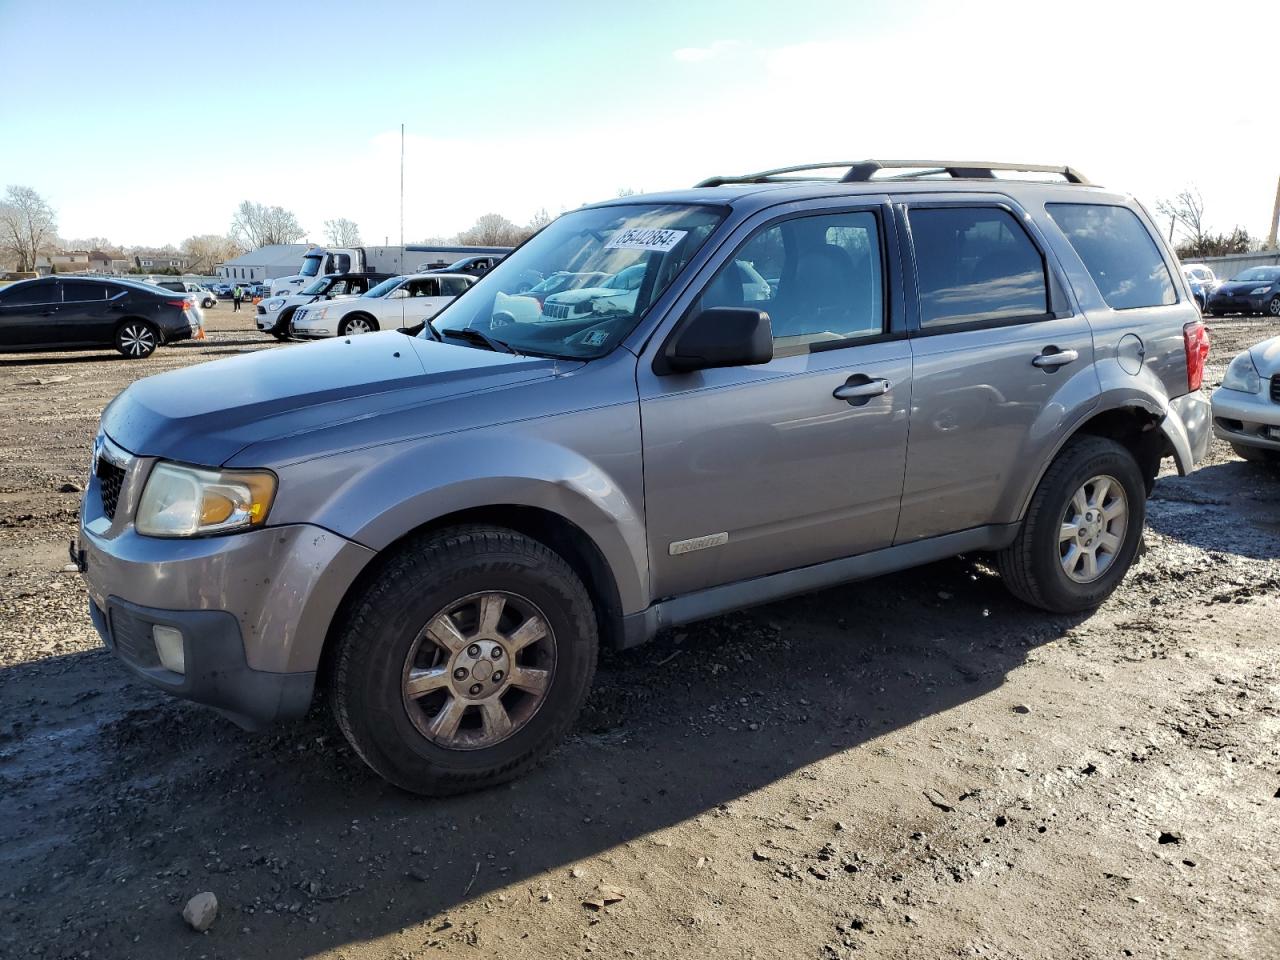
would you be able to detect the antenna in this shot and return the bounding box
[400,122,405,273]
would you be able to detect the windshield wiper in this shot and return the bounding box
[421,317,442,341]
[443,326,521,355]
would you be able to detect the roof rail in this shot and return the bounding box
[695,160,1092,188]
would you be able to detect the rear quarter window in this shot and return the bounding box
[1046,203,1176,310]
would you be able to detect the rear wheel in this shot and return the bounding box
[998,436,1145,613]
[202,297,217,309]
[331,526,598,795]
[339,313,378,336]
[115,320,159,358]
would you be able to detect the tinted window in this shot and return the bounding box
[440,276,471,296]
[61,281,110,301]
[1,281,59,306]
[909,207,1048,328]
[1047,203,1176,309]
[697,210,884,352]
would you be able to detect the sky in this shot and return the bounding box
[0,0,1276,250]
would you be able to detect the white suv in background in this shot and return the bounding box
[291,273,476,338]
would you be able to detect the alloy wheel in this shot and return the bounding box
[401,591,556,750]
[1059,474,1127,583]
[346,317,374,334]
[1269,297,1280,317]
[119,324,155,357]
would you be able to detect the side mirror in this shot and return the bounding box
[661,307,773,374]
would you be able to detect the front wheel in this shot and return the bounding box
[338,314,378,336]
[202,297,217,309]
[1232,443,1280,466]
[330,526,598,795]
[1268,296,1280,318]
[115,320,159,358]
[997,436,1146,613]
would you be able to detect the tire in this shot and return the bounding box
[115,319,159,358]
[270,330,289,342]
[1268,296,1280,318]
[338,313,378,336]
[330,525,598,796]
[1231,443,1280,466]
[997,436,1146,613]
[202,297,217,309]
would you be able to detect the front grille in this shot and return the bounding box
[96,457,125,520]
[294,308,307,322]
[1271,375,1280,404]
[109,606,159,668]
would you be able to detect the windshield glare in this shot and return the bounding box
[365,277,404,298]
[301,278,330,295]
[1232,267,1280,283]
[425,203,725,359]
[299,256,322,278]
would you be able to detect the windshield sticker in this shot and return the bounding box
[583,329,610,346]
[604,228,687,253]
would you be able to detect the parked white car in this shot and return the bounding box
[1212,335,1280,465]
[151,279,218,310]
[291,273,475,338]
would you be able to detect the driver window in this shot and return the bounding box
[696,210,885,353]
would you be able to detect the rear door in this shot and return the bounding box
[57,280,119,345]
[895,196,1097,542]
[0,279,61,348]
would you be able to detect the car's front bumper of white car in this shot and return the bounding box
[1212,381,1280,452]
[288,307,333,338]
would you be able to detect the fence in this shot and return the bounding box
[1190,249,1280,277]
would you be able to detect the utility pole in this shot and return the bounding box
[400,122,406,273]
[1268,174,1280,251]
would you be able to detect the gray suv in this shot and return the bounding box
[77,160,1211,795]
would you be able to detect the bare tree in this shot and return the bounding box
[455,213,524,247]
[323,217,362,246]
[230,201,305,249]
[1157,188,1207,250]
[526,208,552,233]
[0,185,58,272]
[181,234,244,274]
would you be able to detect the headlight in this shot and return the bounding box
[267,299,284,311]
[1221,351,1263,394]
[310,307,328,320]
[136,462,276,537]
[1249,286,1270,296]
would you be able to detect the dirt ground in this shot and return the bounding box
[1,304,1278,960]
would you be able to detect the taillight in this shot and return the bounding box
[1183,320,1210,391]
[165,299,189,309]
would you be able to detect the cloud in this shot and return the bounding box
[672,39,739,63]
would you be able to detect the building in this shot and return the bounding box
[35,250,90,274]
[215,244,312,282]
[134,252,190,271]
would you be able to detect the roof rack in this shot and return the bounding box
[695,160,1092,188]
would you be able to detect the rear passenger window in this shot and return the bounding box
[60,281,108,301]
[1046,203,1176,310]
[908,207,1048,328]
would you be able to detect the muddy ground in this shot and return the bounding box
[1,306,1278,960]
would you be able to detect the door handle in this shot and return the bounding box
[833,377,891,402]
[1032,347,1079,369]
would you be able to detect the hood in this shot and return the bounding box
[102,332,574,465]
[1216,279,1277,295]
[1249,335,1280,376]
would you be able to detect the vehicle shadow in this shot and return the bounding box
[0,557,1085,959]
[1147,462,1280,560]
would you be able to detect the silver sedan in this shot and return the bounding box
[1212,335,1280,464]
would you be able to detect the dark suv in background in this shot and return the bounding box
[0,277,200,357]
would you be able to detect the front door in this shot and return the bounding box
[0,279,61,348]
[894,199,1097,542]
[638,203,911,599]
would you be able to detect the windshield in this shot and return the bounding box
[365,277,405,298]
[425,203,725,359]
[1232,267,1280,283]
[299,255,323,278]
[301,277,330,295]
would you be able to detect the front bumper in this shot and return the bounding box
[1211,385,1280,452]
[1206,294,1267,314]
[87,596,315,730]
[79,434,376,728]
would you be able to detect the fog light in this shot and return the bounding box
[152,624,186,675]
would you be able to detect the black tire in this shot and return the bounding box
[330,525,598,795]
[1231,443,1280,466]
[270,330,289,342]
[338,313,379,336]
[997,436,1146,613]
[114,319,159,358]
[202,297,217,309]
[1268,296,1280,319]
